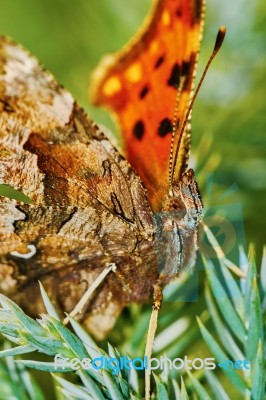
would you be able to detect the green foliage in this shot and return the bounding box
[0,244,265,399]
[0,185,33,204]
[0,344,45,400]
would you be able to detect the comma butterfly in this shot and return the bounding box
[0,0,218,340]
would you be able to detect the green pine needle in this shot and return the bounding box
[0,244,265,399]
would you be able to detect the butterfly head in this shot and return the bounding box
[155,168,203,281]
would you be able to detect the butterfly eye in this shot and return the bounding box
[166,196,186,215]
[170,199,180,210]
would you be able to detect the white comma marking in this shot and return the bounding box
[10,244,37,259]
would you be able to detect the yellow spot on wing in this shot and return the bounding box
[103,76,121,96]
[150,40,159,54]
[125,62,142,83]
[162,10,170,26]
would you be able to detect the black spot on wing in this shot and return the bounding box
[181,53,196,90]
[154,55,165,69]
[139,85,149,99]
[158,118,173,137]
[176,7,182,17]
[167,63,181,88]
[133,120,145,140]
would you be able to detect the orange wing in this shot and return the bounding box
[91,0,205,211]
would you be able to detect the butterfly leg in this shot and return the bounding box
[63,263,117,325]
[145,282,163,400]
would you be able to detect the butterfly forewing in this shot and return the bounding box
[91,0,204,211]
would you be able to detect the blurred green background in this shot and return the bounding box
[0,0,264,252]
[0,1,265,398]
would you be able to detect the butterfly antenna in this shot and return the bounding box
[169,26,226,188]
